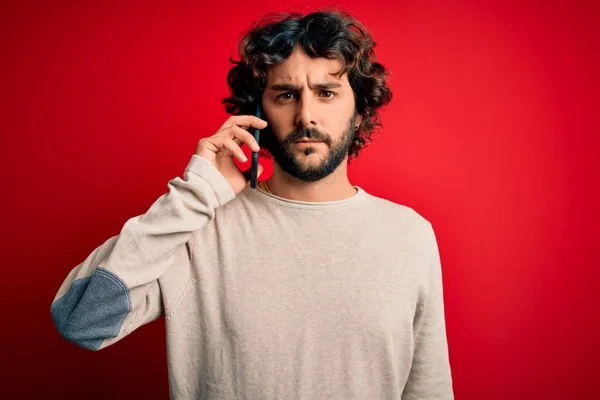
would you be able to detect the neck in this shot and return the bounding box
[266,161,357,202]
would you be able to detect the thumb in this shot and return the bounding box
[242,164,265,183]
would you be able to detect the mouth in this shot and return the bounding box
[293,140,323,144]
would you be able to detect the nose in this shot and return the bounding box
[295,93,316,128]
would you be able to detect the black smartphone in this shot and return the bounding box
[250,102,262,189]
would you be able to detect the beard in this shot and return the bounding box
[260,117,356,182]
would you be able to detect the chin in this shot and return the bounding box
[296,154,325,165]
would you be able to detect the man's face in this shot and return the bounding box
[260,46,361,182]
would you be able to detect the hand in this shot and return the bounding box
[195,115,267,195]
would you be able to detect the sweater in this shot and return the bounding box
[50,154,454,399]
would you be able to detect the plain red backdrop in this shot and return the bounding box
[1,0,598,398]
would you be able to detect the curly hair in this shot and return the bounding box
[222,9,393,162]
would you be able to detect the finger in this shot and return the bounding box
[219,137,248,163]
[218,115,268,131]
[206,136,247,163]
[230,125,260,152]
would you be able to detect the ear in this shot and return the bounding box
[354,113,363,130]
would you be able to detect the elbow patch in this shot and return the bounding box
[51,268,132,351]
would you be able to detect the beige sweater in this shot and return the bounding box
[50,154,454,399]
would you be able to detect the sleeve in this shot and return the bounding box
[402,223,454,399]
[50,155,235,351]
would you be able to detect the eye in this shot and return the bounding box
[319,90,336,98]
[276,92,297,101]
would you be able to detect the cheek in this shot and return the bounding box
[265,110,294,137]
[326,98,355,123]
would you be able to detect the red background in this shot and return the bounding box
[2,0,598,398]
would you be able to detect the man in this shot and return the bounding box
[50,9,454,399]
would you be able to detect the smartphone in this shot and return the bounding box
[250,102,262,189]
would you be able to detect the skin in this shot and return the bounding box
[195,45,363,201]
[260,46,362,202]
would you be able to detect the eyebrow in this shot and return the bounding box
[269,82,342,91]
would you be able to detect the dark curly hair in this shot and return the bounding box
[222,9,393,162]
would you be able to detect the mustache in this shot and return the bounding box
[283,127,332,146]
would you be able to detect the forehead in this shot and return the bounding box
[265,47,349,86]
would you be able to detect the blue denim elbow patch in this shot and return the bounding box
[51,268,132,351]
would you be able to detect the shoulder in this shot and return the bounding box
[361,191,438,252]
[364,191,433,228]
